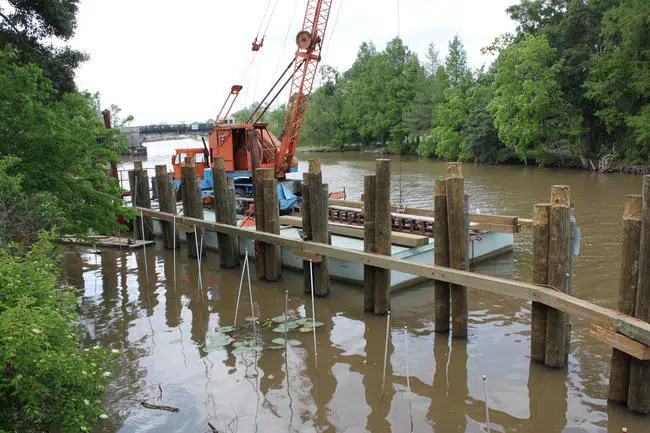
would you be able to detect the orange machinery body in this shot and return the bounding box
[171,147,210,180]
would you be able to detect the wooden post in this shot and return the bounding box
[363,174,377,311]
[545,185,571,368]
[154,165,179,249]
[263,172,281,281]
[608,195,642,403]
[629,176,650,413]
[129,161,153,241]
[253,167,268,279]
[212,157,239,268]
[307,159,330,296]
[434,179,450,332]
[302,172,312,294]
[181,157,204,258]
[531,203,550,362]
[446,162,468,338]
[374,159,391,315]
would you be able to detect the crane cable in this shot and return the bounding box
[254,0,273,42]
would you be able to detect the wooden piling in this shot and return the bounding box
[302,172,313,294]
[363,174,377,311]
[181,157,204,258]
[254,168,280,281]
[154,165,179,249]
[212,157,239,268]
[263,174,281,281]
[434,179,450,332]
[545,185,571,368]
[129,161,153,240]
[629,175,650,413]
[446,162,468,338]
[531,203,550,363]
[253,167,267,278]
[374,159,391,315]
[608,195,643,403]
[307,159,330,296]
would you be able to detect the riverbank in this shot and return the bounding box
[297,146,650,175]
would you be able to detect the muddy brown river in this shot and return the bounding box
[65,143,649,432]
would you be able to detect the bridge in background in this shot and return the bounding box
[120,122,229,149]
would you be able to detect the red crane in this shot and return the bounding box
[275,0,332,177]
[171,0,334,185]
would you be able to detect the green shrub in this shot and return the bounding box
[0,234,113,432]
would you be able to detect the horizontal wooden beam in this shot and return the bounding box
[136,206,650,347]
[279,215,429,247]
[590,325,650,360]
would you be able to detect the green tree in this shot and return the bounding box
[488,34,583,163]
[445,35,470,87]
[585,0,650,163]
[0,49,126,236]
[0,0,86,93]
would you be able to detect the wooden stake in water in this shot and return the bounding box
[309,261,318,364]
[382,310,391,395]
[483,375,491,433]
[284,289,289,351]
[140,209,149,282]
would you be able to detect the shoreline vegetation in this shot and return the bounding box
[235,1,648,173]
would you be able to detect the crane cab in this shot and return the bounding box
[208,123,296,177]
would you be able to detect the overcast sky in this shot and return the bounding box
[71,0,517,125]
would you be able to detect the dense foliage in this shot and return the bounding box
[0,0,86,93]
[0,234,113,432]
[243,0,649,167]
[0,49,126,244]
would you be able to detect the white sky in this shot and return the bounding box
[71,0,517,125]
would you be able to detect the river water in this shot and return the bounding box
[65,141,649,432]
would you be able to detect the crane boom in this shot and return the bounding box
[275,0,332,177]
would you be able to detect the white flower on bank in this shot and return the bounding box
[102,371,111,377]
[99,413,108,419]
[83,399,89,406]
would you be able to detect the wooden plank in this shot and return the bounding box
[135,206,650,348]
[279,215,428,248]
[472,222,521,234]
[290,248,322,263]
[592,325,650,360]
[519,218,534,230]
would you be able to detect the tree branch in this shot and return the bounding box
[0,10,21,34]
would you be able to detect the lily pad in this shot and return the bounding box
[215,325,235,333]
[206,333,235,350]
[272,323,298,333]
[272,315,289,323]
[245,316,259,322]
[299,327,313,333]
[272,338,302,346]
